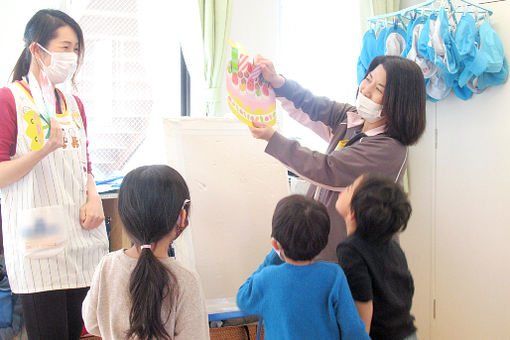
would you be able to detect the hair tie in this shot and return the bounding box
[140,244,151,249]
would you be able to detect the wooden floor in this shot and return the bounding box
[80,324,264,340]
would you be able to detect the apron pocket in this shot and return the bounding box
[18,206,69,259]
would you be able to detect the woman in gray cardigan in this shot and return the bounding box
[250,55,426,262]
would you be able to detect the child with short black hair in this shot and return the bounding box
[237,194,369,340]
[336,174,417,340]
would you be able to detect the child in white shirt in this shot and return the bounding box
[82,165,209,340]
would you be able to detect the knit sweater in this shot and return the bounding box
[236,250,370,340]
[82,250,209,340]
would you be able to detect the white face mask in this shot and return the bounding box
[356,91,383,123]
[37,43,78,84]
[273,247,282,259]
[272,238,285,261]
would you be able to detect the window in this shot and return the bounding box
[181,47,191,117]
[75,0,188,179]
[278,0,361,151]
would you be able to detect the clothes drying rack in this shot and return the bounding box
[367,0,493,30]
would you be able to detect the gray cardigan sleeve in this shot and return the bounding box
[265,132,407,191]
[274,79,356,132]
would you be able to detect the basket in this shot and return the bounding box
[210,323,264,340]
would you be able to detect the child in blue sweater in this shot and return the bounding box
[236,195,369,340]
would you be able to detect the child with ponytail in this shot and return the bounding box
[82,165,209,340]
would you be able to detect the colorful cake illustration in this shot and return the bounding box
[226,42,276,127]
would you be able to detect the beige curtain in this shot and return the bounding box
[358,0,401,33]
[372,0,400,15]
[199,0,232,116]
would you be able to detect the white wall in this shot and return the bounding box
[163,118,290,299]
[217,0,280,117]
[402,101,436,340]
[399,1,510,339]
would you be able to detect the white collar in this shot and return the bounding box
[347,111,386,136]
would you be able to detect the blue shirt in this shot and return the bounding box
[237,251,370,340]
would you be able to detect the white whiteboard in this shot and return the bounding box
[163,117,290,299]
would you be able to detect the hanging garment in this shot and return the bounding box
[453,79,474,100]
[455,14,478,61]
[430,7,460,74]
[407,15,439,79]
[385,24,407,56]
[456,15,489,88]
[427,69,452,102]
[357,29,378,84]
[376,27,389,56]
[477,58,508,90]
[403,16,417,58]
[359,1,506,101]
[479,20,505,73]
[474,21,508,90]
[417,13,437,62]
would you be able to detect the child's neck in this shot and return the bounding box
[125,244,169,259]
[284,258,314,266]
[345,219,357,237]
[124,234,174,259]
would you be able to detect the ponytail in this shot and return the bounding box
[11,47,31,82]
[127,248,176,340]
[119,165,191,340]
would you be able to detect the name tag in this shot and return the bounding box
[336,139,350,150]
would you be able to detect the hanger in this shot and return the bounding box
[397,14,407,30]
[459,0,492,16]
[367,0,492,28]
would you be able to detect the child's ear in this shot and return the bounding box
[174,210,188,239]
[348,209,356,223]
[270,238,280,251]
[180,209,189,227]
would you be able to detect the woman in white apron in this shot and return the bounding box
[0,9,108,340]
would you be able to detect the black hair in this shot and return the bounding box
[11,9,84,84]
[362,55,426,146]
[351,174,412,243]
[118,165,190,340]
[271,195,330,261]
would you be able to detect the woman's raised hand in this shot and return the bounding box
[41,118,64,154]
[254,54,285,89]
[249,121,275,142]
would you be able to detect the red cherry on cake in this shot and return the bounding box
[262,83,269,96]
[247,78,254,92]
[247,63,253,74]
[232,72,238,85]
